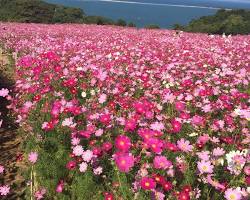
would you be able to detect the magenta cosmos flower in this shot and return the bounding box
[115,153,135,173]
[171,120,182,133]
[140,177,156,190]
[115,135,131,152]
[153,156,172,169]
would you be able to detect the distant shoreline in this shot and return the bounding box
[79,0,232,10]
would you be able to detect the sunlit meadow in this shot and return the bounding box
[0,23,249,200]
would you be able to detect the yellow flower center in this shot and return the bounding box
[145,182,150,187]
[121,160,126,165]
[202,166,208,171]
[229,194,236,200]
[120,141,125,146]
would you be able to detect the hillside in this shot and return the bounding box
[0,0,84,23]
[0,0,117,25]
[177,9,250,35]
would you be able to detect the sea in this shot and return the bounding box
[46,0,250,28]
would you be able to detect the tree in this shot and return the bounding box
[116,19,127,27]
[145,24,160,29]
[128,22,136,27]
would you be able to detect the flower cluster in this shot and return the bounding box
[0,23,249,199]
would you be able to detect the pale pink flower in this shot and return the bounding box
[93,166,103,175]
[212,147,225,157]
[0,88,9,97]
[177,138,193,152]
[98,93,107,104]
[197,160,214,174]
[79,162,88,173]
[34,188,46,200]
[224,188,242,200]
[82,150,93,162]
[0,165,4,174]
[28,152,38,164]
[71,137,80,146]
[62,117,76,127]
[0,185,10,196]
[196,151,210,161]
[95,129,104,137]
[150,121,165,131]
[73,145,84,156]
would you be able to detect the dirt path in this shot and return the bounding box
[0,50,25,199]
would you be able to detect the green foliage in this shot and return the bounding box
[144,24,160,29]
[181,9,250,35]
[128,22,136,27]
[83,15,115,25]
[116,18,127,27]
[172,23,184,30]
[0,0,85,23]
[71,171,104,200]
[52,6,85,23]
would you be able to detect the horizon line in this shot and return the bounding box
[79,0,232,10]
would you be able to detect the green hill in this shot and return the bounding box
[0,0,117,25]
[174,9,250,35]
[0,0,85,23]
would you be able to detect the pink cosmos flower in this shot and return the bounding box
[82,150,93,163]
[28,152,38,164]
[171,120,182,133]
[125,118,137,131]
[224,188,242,200]
[175,101,186,111]
[93,166,103,175]
[177,138,193,152]
[115,135,131,152]
[73,145,84,156]
[98,93,107,104]
[140,177,156,190]
[197,160,214,174]
[115,153,135,173]
[196,151,210,161]
[147,138,163,154]
[207,175,225,190]
[153,156,172,169]
[56,181,64,193]
[0,185,10,196]
[244,165,250,176]
[0,88,9,97]
[34,188,46,200]
[100,114,111,125]
[71,137,80,146]
[150,121,165,132]
[62,117,76,128]
[66,160,77,170]
[79,162,88,173]
[0,165,4,174]
[95,129,104,137]
[212,147,225,157]
[192,115,205,126]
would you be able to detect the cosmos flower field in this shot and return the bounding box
[0,23,249,200]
